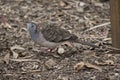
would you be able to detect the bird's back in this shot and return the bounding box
[41,24,78,43]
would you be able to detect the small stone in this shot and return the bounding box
[45,59,56,69]
[57,47,65,54]
[76,2,87,12]
[79,2,85,7]
[114,73,119,76]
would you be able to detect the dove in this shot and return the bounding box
[27,22,99,52]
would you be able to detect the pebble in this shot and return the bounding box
[57,47,65,54]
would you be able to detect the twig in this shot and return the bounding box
[85,22,110,32]
[2,70,42,75]
[10,59,40,62]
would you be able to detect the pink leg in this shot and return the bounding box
[40,47,56,53]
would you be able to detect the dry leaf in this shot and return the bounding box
[4,23,12,28]
[45,59,56,69]
[21,28,27,32]
[85,62,102,72]
[94,61,105,65]
[10,45,25,59]
[12,51,19,59]
[74,62,85,71]
[60,1,67,7]
[1,15,12,28]
[95,60,114,66]
[10,45,25,51]
[1,23,12,28]
[104,60,114,65]
[74,61,102,72]
[3,53,10,64]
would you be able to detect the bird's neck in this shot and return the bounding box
[30,31,40,42]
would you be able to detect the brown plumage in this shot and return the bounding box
[41,24,78,43]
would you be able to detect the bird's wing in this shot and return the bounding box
[41,25,78,43]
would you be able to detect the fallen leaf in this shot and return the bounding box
[74,61,102,72]
[95,60,114,66]
[1,15,12,28]
[3,53,10,64]
[10,45,25,59]
[21,28,27,32]
[104,60,114,65]
[45,59,56,69]
[60,1,67,7]
[10,45,25,51]
[12,51,19,59]
[74,62,85,71]
[85,62,102,72]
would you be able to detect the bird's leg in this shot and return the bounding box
[50,48,58,53]
[40,47,56,53]
[45,48,57,53]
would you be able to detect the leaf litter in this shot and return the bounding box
[0,0,120,80]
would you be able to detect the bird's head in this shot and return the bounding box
[27,22,40,42]
[27,22,37,33]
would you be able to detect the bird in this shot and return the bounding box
[27,22,99,52]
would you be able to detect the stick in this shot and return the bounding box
[85,22,110,32]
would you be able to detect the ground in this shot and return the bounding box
[0,0,120,80]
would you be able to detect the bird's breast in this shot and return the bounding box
[39,32,60,48]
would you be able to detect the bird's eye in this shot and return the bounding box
[31,25,34,28]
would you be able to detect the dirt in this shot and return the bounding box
[0,0,120,80]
